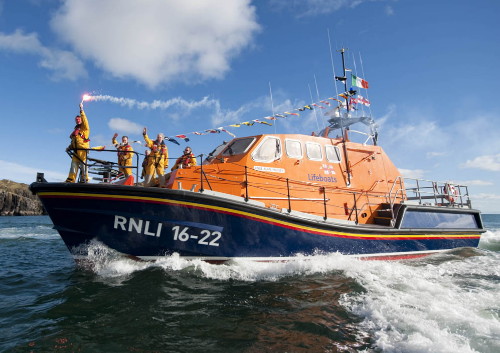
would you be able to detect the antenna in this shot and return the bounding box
[328,29,340,99]
[358,51,377,145]
[359,51,373,118]
[338,48,351,113]
[313,74,327,129]
[269,81,276,134]
[337,47,352,186]
[308,84,320,131]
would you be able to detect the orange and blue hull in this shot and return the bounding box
[30,183,484,262]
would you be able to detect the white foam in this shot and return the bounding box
[0,225,59,239]
[339,252,500,353]
[479,229,500,252]
[81,240,500,352]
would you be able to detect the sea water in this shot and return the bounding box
[0,215,499,352]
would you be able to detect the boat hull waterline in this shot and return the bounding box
[31,183,483,262]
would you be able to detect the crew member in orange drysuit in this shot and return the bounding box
[66,103,90,182]
[112,133,134,177]
[171,146,197,170]
[143,127,168,187]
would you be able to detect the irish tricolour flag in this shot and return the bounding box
[351,74,369,89]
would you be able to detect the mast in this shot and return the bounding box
[338,48,352,186]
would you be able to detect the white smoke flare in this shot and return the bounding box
[87,94,217,111]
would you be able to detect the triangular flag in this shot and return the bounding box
[175,134,190,142]
[253,119,272,126]
[165,137,180,145]
[218,127,236,138]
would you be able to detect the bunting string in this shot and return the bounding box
[165,91,369,144]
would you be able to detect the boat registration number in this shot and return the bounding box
[113,215,222,247]
[172,225,221,247]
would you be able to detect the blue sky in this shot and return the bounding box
[0,0,499,213]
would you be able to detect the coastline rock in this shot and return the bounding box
[0,179,46,216]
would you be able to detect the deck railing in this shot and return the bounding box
[402,177,471,208]
[67,148,143,184]
[64,152,474,226]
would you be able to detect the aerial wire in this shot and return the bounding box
[313,74,327,129]
[359,51,374,118]
[268,81,277,134]
[308,84,321,131]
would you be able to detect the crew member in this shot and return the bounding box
[141,149,151,180]
[172,146,197,170]
[143,127,169,187]
[66,103,90,183]
[112,133,134,177]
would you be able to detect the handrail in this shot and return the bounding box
[67,147,142,184]
[68,150,474,224]
[403,177,471,208]
[201,159,474,213]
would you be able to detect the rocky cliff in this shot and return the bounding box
[0,179,46,216]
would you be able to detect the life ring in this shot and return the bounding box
[444,183,458,203]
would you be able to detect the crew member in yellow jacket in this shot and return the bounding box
[171,146,197,170]
[66,103,90,183]
[112,133,134,177]
[143,127,168,187]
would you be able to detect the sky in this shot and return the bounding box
[0,0,499,213]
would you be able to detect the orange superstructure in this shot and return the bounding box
[165,133,405,225]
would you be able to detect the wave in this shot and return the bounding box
[478,229,500,252]
[0,225,59,240]
[340,250,500,353]
[79,241,500,353]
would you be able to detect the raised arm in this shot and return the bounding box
[79,103,90,137]
[143,127,154,148]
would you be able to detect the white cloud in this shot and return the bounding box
[0,160,67,183]
[51,0,260,88]
[398,168,425,179]
[450,180,494,186]
[426,151,446,158]
[462,154,500,172]
[210,100,255,127]
[108,118,143,135]
[383,119,449,149]
[471,193,500,200]
[0,29,87,80]
[271,0,389,17]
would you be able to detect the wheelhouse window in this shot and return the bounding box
[222,137,256,156]
[325,145,342,163]
[204,141,228,163]
[285,139,302,159]
[306,142,322,161]
[252,136,282,163]
[400,211,479,229]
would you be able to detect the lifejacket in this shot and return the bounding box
[176,153,195,168]
[117,144,132,159]
[70,126,90,142]
[151,141,167,167]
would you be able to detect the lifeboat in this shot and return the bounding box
[29,51,485,264]
[29,123,485,263]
